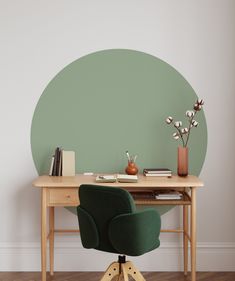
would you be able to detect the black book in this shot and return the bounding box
[52,147,61,176]
[58,149,62,176]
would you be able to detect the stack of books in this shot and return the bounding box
[143,168,172,177]
[49,147,75,176]
[155,191,182,200]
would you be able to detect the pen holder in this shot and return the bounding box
[125,161,138,175]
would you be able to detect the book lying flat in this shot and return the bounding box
[95,174,138,183]
[95,175,117,183]
[143,168,172,174]
[117,174,138,183]
[144,173,172,177]
[155,191,182,200]
[155,195,182,200]
[143,168,172,177]
[130,191,155,200]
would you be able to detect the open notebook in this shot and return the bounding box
[95,174,138,183]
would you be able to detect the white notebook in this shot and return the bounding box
[117,174,138,183]
[62,150,75,176]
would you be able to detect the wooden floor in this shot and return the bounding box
[0,272,235,281]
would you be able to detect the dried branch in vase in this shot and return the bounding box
[165,99,204,147]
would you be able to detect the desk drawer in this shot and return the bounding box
[47,188,79,206]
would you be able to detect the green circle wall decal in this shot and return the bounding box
[31,49,207,216]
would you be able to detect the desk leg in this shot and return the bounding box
[49,207,54,276]
[41,188,47,281]
[191,188,196,281]
[183,205,188,275]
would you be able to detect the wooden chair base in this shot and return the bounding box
[100,260,145,281]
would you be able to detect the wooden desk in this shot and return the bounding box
[33,174,203,281]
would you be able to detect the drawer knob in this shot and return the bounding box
[66,195,71,198]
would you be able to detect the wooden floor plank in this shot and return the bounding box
[0,272,235,281]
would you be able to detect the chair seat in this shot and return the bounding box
[108,209,161,256]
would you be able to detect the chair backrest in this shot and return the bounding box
[77,184,136,254]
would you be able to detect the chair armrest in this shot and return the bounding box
[77,206,99,248]
[108,208,161,256]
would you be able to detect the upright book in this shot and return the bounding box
[52,147,61,176]
[62,150,75,176]
[49,156,55,176]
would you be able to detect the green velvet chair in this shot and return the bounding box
[77,184,161,281]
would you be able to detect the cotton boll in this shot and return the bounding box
[166,116,173,124]
[181,128,189,134]
[197,99,204,105]
[186,110,194,118]
[173,132,180,140]
[174,121,182,128]
[192,120,199,127]
[194,104,202,111]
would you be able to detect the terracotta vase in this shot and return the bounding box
[125,161,138,175]
[177,146,188,177]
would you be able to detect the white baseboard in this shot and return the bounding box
[0,241,235,271]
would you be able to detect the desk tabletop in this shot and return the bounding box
[32,174,203,189]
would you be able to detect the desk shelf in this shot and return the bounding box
[131,191,191,206]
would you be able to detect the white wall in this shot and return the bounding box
[0,0,235,271]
